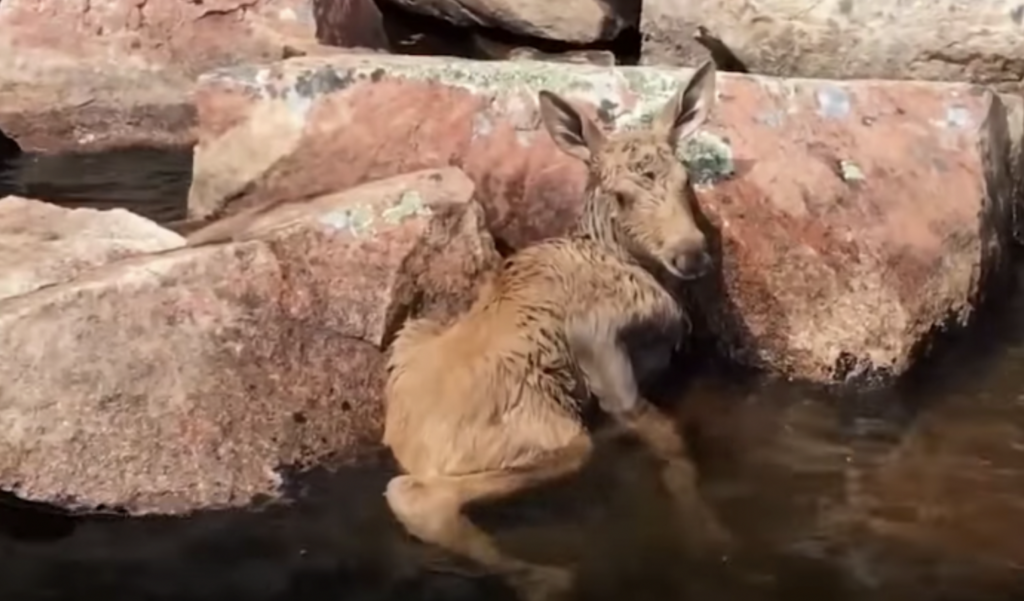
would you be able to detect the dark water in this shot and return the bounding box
[0,147,192,225]
[3,150,1024,601]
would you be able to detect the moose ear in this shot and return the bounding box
[655,59,717,146]
[538,90,606,162]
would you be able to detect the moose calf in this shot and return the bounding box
[383,60,731,601]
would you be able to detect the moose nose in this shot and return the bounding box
[673,245,713,280]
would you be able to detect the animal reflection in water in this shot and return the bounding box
[382,60,730,601]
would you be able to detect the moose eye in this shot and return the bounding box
[643,170,657,181]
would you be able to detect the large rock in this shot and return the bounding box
[639,0,1024,90]
[381,0,637,43]
[313,0,389,50]
[643,0,1024,242]
[188,55,1015,384]
[0,0,317,152]
[0,66,198,153]
[0,196,185,301]
[0,167,499,514]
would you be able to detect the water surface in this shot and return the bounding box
[0,147,192,225]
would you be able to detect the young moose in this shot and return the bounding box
[383,60,730,600]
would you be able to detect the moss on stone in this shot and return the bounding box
[681,131,736,186]
[318,190,433,237]
[382,190,433,224]
[319,204,377,237]
[232,57,738,186]
[370,59,608,98]
[839,159,865,182]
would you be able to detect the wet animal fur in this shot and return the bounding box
[382,61,732,601]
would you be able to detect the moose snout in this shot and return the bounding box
[671,241,713,280]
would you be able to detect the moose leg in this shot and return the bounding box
[621,399,735,554]
[567,317,733,555]
[385,435,593,601]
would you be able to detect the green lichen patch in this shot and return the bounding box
[319,204,377,237]
[381,190,433,224]
[680,131,735,186]
[340,58,700,132]
[839,159,865,182]
[616,66,727,131]
[294,66,356,99]
[381,60,734,185]
[228,56,715,140]
[620,68,683,109]
[318,190,433,237]
[356,58,611,99]
[266,58,738,183]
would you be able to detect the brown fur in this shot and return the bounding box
[383,61,731,600]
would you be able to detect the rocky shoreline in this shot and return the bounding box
[1,0,1024,521]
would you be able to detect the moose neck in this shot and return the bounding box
[572,178,633,260]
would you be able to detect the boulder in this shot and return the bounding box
[188,54,1015,384]
[0,167,499,514]
[313,0,389,50]
[0,68,198,154]
[380,0,637,43]
[640,2,1024,242]
[639,0,1024,90]
[0,196,186,301]
[0,0,318,152]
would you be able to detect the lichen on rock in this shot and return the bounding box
[681,131,736,186]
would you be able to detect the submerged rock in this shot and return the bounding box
[0,168,499,514]
[189,54,1015,384]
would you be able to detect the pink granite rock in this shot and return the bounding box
[0,0,317,151]
[0,168,498,514]
[0,196,186,301]
[187,55,1015,383]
